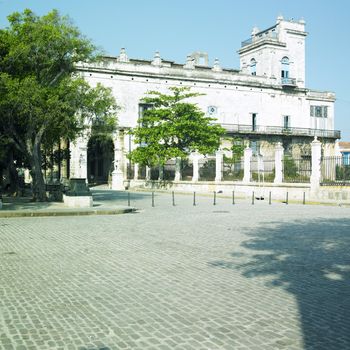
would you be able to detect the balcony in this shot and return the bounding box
[218,123,341,139]
[281,77,297,87]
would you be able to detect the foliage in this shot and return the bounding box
[128,87,225,167]
[283,155,298,179]
[223,137,244,164]
[336,165,350,181]
[0,9,117,200]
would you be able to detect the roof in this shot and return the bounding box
[339,142,350,151]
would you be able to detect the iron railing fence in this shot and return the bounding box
[321,156,350,185]
[283,157,311,183]
[198,157,216,181]
[127,163,134,180]
[180,159,193,181]
[163,159,176,180]
[138,166,147,180]
[217,123,340,139]
[222,159,244,181]
[250,156,275,183]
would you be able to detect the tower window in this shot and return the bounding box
[281,56,290,79]
[250,58,257,76]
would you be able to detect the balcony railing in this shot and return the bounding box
[281,77,297,87]
[241,32,279,48]
[217,123,341,139]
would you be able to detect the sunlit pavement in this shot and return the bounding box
[0,190,349,350]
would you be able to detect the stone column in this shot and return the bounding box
[215,150,224,182]
[174,158,181,181]
[310,137,322,192]
[69,135,88,180]
[191,152,200,182]
[243,147,252,183]
[112,130,125,190]
[145,166,151,180]
[274,142,284,183]
[133,163,139,180]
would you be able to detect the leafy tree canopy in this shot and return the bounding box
[0,9,117,200]
[129,87,225,166]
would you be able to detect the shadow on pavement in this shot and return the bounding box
[209,218,350,350]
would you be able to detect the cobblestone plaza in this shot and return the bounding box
[1,191,350,350]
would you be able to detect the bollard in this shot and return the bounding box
[303,192,306,205]
[213,191,216,206]
[152,191,155,207]
[127,192,130,207]
[232,191,235,205]
[193,191,196,206]
[252,191,254,205]
[286,192,288,205]
[172,191,175,206]
[269,191,271,205]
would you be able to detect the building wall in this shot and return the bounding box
[72,16,339,180]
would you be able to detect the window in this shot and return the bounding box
[310,105,328,118]
[252,113,257,131]
[250,58,256,76]
[281,56,289,79]
[283,115,290,129]
[251,141,260,156]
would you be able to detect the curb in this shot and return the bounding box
[0,207,136,218]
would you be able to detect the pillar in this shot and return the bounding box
[112,129,125,190]
[133,163,139,180]
[243,147,252,183]
[191,152,200,182]
[174,158,181,181]
[215,150,224,182]
[145,166,151,180]
[274,142,284,183]
[310,136,322,192]
[69,135,88,180]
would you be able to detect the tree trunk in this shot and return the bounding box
[28,131,47,202]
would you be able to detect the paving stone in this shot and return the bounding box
[0,190,349,349]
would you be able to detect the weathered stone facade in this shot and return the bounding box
[71,16,340,185]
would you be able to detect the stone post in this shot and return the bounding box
[133,163,139,180]
[145,166,151,180]
[243,147,252,183]
[310,137,322,193]
[174,158,181,181]
[191,152,200,182]
[274,142,284,183]
[112,129,125,190]
[215,150,224,182]
[69,135,88,180]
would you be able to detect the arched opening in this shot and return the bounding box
[250,58,257,75]
[87,136,114,185]
[281,56,290,79]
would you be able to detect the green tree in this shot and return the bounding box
[129,87,225,166]
[0,9,117,201]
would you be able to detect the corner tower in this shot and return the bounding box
[238,16,307,88]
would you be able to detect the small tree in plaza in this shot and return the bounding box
[0,9,118,201]
[129,87,225,167]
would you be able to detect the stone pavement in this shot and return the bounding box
[0,190,350,350]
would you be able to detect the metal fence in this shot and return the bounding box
[321,156,350,185]
[181,159,193,181]
[127,163,134,180]
[163,159,176,180]
[250,156,275,183]
[283,157,311,183]
[198,157,216,181]
[222,158,244,181]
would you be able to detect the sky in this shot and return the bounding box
[1,0,349,140]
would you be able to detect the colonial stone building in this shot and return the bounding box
[70,16,340,185]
